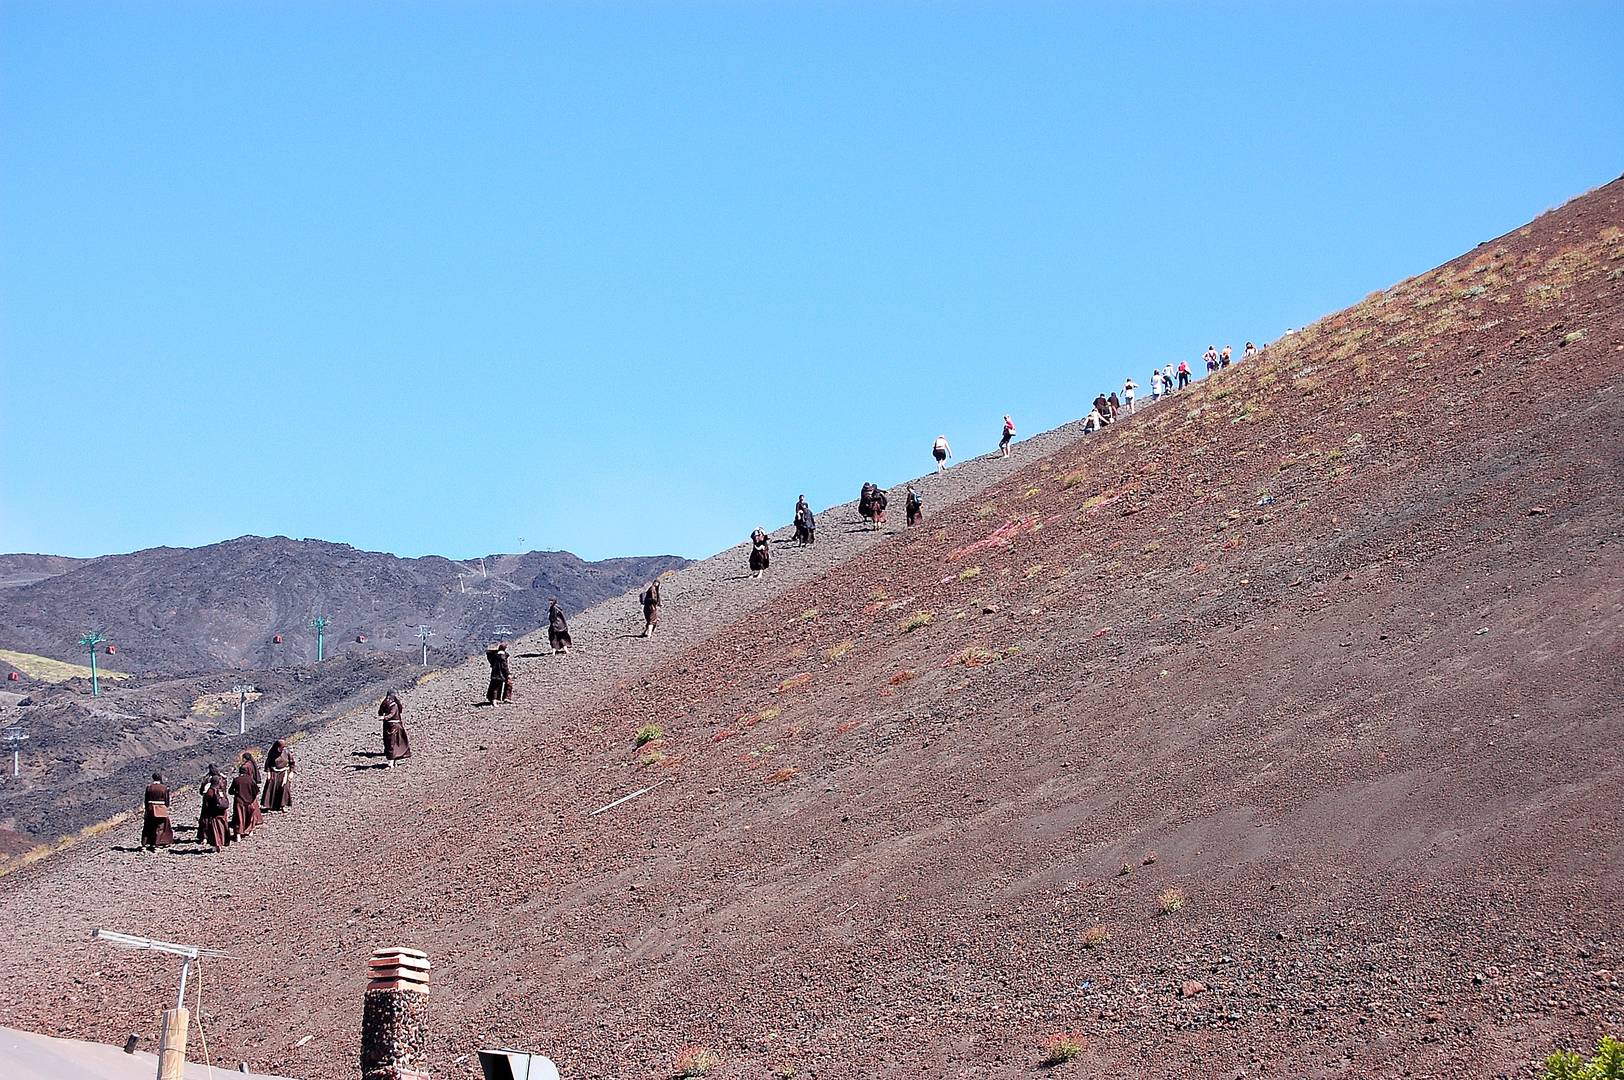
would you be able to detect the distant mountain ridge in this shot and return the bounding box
[0,535,687,675]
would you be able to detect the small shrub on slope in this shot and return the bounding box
[673,1045,719,1077]
[1039,1031,1087,1067]
[634,724,663,747]
[1545,1034,1624,1080]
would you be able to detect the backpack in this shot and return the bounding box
[209,784,229,813]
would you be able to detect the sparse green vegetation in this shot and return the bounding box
[826,639,853,661]
[634,724,663,747]
[901,611,933,632]
[1544,1034,1624,1080]
[1082,924,1109,948]
[799,607,819,621]
[958,566,982,581]
[1158,887,1186,915]
[1040,1031,1087,1067]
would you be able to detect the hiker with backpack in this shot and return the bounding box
[197,765,231,851]
[932,434,952,472]
[1203,345,1219,372]
[1177,360,1191,390]
[1162,363,1176,393]
[906,485,923,526]
[1220,344,1232,368]
[999,415,1016,457]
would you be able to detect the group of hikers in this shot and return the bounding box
[140,738,296,853]
[138,342,1251,855]
[1084,341,1255,431]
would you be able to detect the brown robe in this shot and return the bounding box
[141,782,173,850]
[642,584,662,628]
[381,696,411,760]
[198,778,230,850]
[749,530,769,572]
[486,648,511,703]
[261,743,294,811]
[230,768,261,838]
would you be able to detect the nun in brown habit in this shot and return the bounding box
[380,690,411,765]
[261,739,295,811]
[141,772,173,851]
[197,766,231,851]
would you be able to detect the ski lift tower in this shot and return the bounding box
[231,684,255,735]
[89,928,234,1080]
[311,615,330,662]
[3,726,26,778]
[416,625,434,665]
[78,631,108,696]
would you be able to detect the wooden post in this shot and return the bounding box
[156,1006,189,1080]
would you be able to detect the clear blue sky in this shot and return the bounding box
[2,2,1619,562]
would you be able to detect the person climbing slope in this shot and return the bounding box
[380,690,411,765]
[640,579,662,637]
[1204,344,1219,372]
[548,598,572,654]
[197,765,230,851]
[229,755,261,840]
[1177,359,1191,390]
[999,415,1016,457]
[932,434,952,472]
[1220,344,1232,368]
[485,642,511,704]
[1123,377,1137,414]
[906,484,923,526]
[794,496,816,546]
[748,527,770,578]
[1093,393,1112,425]
[261,740,294,811]
[141,772,173,852]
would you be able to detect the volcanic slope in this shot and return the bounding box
[1,181,1622,1080]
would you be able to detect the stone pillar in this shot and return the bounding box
[360,947,430,1080]
[157,1006,190,1080]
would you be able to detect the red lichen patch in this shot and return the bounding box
[767,767,798,784]
[835,720,862,735]
[888,669,918,685]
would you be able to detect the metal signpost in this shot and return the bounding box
[78,631,108,696]
[232,684,255,735]
[90,929,234,1080]
[311,615,330,662]
[416,625,434,665]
